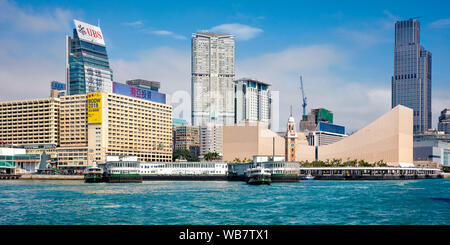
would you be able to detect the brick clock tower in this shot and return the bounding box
[285,113,298,162]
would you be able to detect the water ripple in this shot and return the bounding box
[0,179,449,225]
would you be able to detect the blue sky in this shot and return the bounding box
[0,0,449,132]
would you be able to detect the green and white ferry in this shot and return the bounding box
[103,156,142,183]
[140,161,228,180]
[228,160,301,182]
[245,166,272,185]
[83,167,105,183]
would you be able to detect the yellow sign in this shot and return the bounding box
[87,92,102,124]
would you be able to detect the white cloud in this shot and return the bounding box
[0,0,72,33]
[432,89,450,129]
[110,47,191,93]
[383,10,399,22]
[208,23,263,40]
[0,50,65,101]
[335,12,397,47]
[150,30,186,40]
[121,20,143,27]
[430,18,450,29]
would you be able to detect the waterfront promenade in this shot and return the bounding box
[19,174,83,180]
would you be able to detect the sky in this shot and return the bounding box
[0,0,449,132]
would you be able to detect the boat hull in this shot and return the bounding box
[246,179,271,185]
[246,175,272,185]
[104,174,142,183]
[84,173,106,183]
[84,176,106,183]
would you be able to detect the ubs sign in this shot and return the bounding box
[74,19,105,46]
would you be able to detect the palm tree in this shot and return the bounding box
[204,152,221,161]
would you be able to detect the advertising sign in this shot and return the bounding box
[51,81,66,91]
[87,93,102,124]
[74,19,105,46]
[112,82,166,104]
[319,122,345,135]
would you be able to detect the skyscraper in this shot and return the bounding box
[191,32,235,126]
[392,18,432,133]
[438,108,450,134]
[234,78,271,125]
[66,19,113,95]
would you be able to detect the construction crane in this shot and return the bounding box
[300,76,307,117]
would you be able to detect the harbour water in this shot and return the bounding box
[0,179,449,225]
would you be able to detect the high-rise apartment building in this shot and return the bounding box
[66,19,113,95]
[173,126,200,156]
[438,108,449,134]
[191,32,235,126]
[199,123,223,157]
[234,78,271,124]
[392,18,432,133]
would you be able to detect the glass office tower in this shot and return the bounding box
[392,18,432,133]
[66,19,113,95]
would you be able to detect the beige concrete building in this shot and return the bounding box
[173,125,200,155]
[0,98,60,146]
[223,122,300,161]
[316,105,413,166]
[223,105,413,166]
[57,92,172,169]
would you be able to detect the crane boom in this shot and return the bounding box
[300,76,307,117]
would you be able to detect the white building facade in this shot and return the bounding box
[191,32,235,126]
[234,78,271,125]
[199,123,223,157]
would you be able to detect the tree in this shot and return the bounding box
[204,152,221,161]
[233,157,241,163]
[173,149,199,162]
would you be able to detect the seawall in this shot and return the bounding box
[20,174,84,180]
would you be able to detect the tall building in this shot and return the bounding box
[191,32,235,126]
[199,123,223,157]
[234,78,271,125]
[66,19,113,95]
[438,108,450,134]
[392,18,432,133]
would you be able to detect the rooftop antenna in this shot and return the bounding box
[98,19,101,27]
[410,16,423,20]
[300,76,307,117]
[290,105,293,117]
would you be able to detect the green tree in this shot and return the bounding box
[173,149,199,162]
[204,152,221,161]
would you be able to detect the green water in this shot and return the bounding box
[0,179,449,225]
